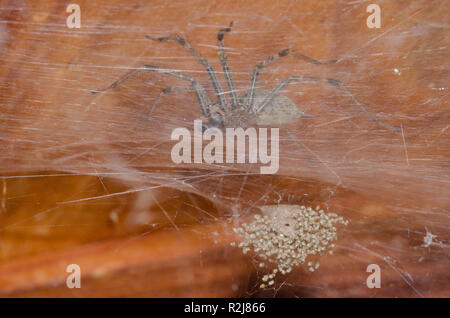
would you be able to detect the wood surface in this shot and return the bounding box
[0,0,448,297]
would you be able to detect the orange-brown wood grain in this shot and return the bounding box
[0,0,448,297]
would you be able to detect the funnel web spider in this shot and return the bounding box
[93,22,398,131]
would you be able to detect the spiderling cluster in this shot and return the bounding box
[231,204,348,288]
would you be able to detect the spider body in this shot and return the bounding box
[204,100,256,130]
[93,21,398,132]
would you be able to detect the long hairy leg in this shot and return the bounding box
[91,68,141,94]
[218,21,238,108]
[256,75,399,131]
[145,33,228,111]
[92,65,211,117]
[247,48,337,110]
[145,85,193,121]
[133,85,193,130]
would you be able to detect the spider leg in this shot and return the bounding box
[133,85,193,130]
[256,76,399,131]
[145,85,193,121]
[218,21,238,108]
[145,34,228,111]
[91,68,141,94]
[92,65,211,117]
[247,48,337,110]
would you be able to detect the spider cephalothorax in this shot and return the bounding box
[204,101,256,129]
[93,21,398,132]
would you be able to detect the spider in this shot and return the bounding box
[92,21,398,131]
